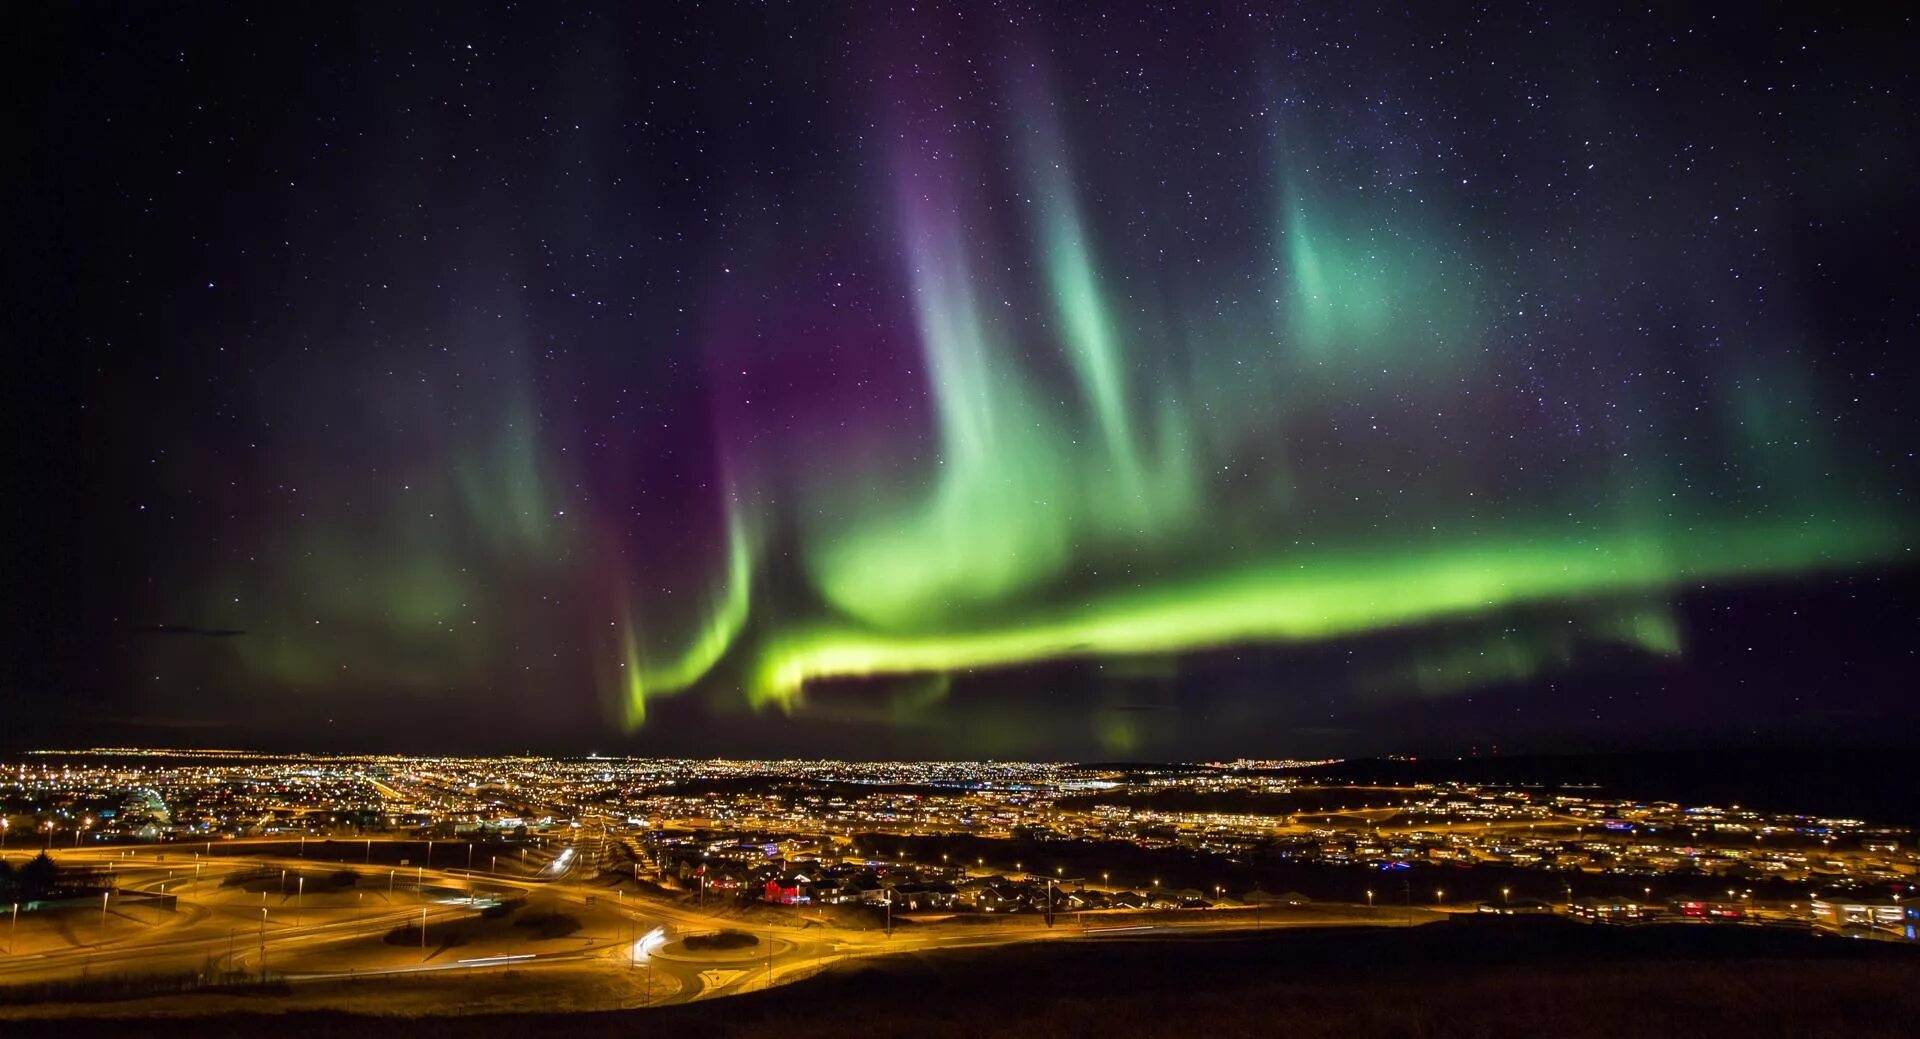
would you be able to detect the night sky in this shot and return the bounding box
[8,3,1917,759]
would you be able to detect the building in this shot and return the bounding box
[1811,898,1911,938]
[1476,898,1555,915]
[1568,897,1652,923]
[1671,898,1745,921]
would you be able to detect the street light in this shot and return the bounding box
[1366,890,1374,907]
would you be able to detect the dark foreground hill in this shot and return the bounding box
[33,919,1920,1038]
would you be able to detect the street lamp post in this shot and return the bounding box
[101,890,109,931]
[258,907,268,979]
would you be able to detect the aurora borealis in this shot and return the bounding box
[13,3,1918,757]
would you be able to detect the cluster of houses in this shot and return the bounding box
[663,843,1305,914]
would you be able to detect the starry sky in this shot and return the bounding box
[8,3,1917,758]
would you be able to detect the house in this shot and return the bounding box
[702,864,752,892]
[1245,889,1312,907]
[762,872,814,905]
[977,883,1030,912]
[1066,889,1109,910]
[809,878,863,905]
[891,883,947,911]
[955,878,996,908]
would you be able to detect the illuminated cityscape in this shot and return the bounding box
[9,0,1919,1034]
[2,749,1914,1021]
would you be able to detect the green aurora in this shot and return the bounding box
[602,106,1910,728]
[141,23,1914,751]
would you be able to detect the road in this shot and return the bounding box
[0,840,1432,1010]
